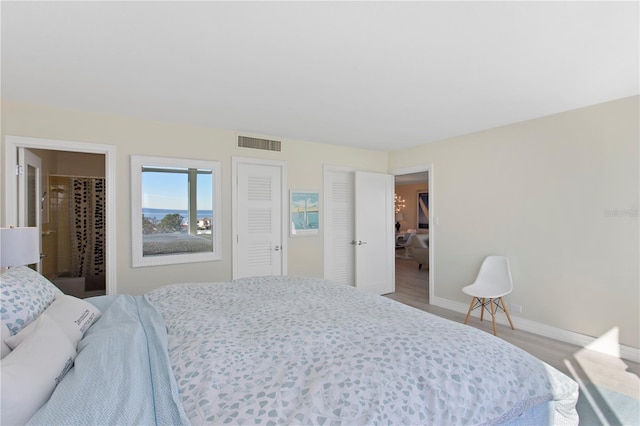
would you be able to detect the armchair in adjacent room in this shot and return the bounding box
[412,233,429,270]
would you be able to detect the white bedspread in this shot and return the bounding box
[147,276,578,425]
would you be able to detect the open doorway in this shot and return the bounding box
[3,135,116,295]
[31,149,106,298]
[387,168,431,309]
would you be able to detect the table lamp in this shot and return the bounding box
[0,226,40,267]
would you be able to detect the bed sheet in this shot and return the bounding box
[27,295,189,426]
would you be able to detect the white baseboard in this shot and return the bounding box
[431,296,640,364]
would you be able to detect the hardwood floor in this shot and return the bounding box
[386,258,640,423]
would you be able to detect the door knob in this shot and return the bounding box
[358,241,368,245]
[273,245,280,251]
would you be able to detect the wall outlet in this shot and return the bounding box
[509,303,523,313]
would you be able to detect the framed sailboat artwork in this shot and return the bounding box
[290,190,319,236]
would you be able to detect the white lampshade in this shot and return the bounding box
[0,227,40,267]
[395,212,404,222]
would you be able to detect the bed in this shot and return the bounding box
[143,233,213,256]
[1,267,579,425]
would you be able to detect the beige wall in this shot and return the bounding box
[1,100,388,295]
[389,96,640,348]
[56,151,105,177]
[394,183,428,232]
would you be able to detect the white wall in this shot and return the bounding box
[1,100,388,295]
[389,96,639,349]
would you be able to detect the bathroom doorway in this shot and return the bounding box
[32,149,106,298]
[4,135,116,296]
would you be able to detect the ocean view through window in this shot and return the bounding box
[142,208,214,224]
[131,156,222,267]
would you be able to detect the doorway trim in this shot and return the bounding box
[3,135,117,295]
[390,163,434,303]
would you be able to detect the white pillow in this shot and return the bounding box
[1,321,11,359]
[5,295,102,350]
[1,315,76,426]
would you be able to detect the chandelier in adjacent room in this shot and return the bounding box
[394,194,406,214]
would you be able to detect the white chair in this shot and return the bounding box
[463,256,515,336]
[396,230,416,259]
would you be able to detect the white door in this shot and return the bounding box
[354,171,395,294]
[324,169,394,294]
[18,148,43,272]
[234,161,286,279]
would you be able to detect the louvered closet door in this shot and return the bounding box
[236,163,283,279]
[324,169,394,294]
[324,171,355,286]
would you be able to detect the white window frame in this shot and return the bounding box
[131,155,222,267]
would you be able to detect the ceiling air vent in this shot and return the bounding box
[238,136,281,152]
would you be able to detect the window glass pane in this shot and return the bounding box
[142,169,188,235]
[196,171,213,236]
[140,166,213,257]
[131,156,221,267]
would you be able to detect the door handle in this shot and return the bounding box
[350,240,358,245]
[358,241,367,245]
[273,245,280,251]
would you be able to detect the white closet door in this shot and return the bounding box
[324,170,355,286]
[324,169,394,294]
[235,163,283,279]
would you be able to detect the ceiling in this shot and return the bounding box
[1,1,638,152]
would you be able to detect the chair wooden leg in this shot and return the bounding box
[501,297,515,330]
[490,298,497,335]
[480,298,485,322]
[464,297,476,324]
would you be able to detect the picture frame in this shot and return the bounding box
[290,190,319,236]
[417,191,429,229]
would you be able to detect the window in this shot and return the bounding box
[131,155,221,267]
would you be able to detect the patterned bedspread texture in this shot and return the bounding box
[147,276,579,425]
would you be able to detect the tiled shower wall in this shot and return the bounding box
[45,175,72,278]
